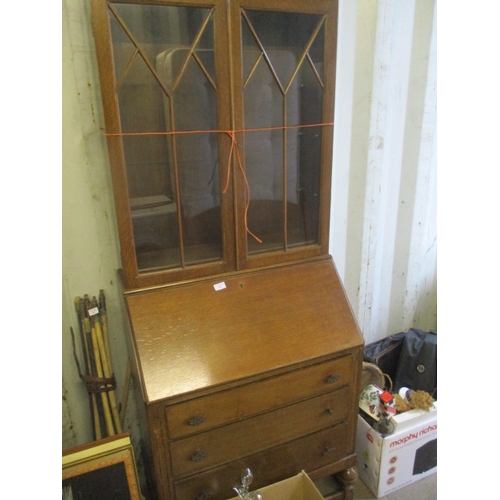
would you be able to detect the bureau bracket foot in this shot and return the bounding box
[336,467,358,500]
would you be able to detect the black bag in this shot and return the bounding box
[364,328,437,397]
[393,329,437,396]
[363,331,407,383]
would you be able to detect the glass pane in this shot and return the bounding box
[309,23,325,83]
[241,10,325,254]
[109,3,222,271]
[244,54,285,254]
[241,20,261,84]
[289,61,323,246]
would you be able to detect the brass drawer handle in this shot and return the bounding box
[188,415,207,426]
[323,445,336,456]
[326,374,340,384]
[190,449,207,462]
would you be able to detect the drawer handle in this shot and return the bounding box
[188,415,206,426]
[190,449,207,462]
[326,408,334,415]
[323,445,336,456]
[326,374,340,384]
[196,490,212,500]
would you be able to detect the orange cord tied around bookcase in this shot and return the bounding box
[103,122,334,243]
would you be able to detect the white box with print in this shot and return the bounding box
[355,408,437,498]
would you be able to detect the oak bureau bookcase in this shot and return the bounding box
[90,1,364,499]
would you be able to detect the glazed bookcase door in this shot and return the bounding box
[91,0,235,289]
[91,0,337,288]
[231,0,337,271]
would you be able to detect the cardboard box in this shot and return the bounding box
[355,409,437,498]
[228,471,323,500]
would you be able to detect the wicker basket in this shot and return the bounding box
[360,362,393,395]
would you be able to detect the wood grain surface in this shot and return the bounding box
[126,257,363,403]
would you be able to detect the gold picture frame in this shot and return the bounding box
[62,433,142,500]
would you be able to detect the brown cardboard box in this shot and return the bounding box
[227,471,324,500]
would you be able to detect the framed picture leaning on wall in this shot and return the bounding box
[62,433,142,500]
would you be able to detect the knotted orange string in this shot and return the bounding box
[223,130,262,243]
[103,122,333,243]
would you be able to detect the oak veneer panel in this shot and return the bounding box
[173,423,349,500]
[170,387,350,479]
[125,257,363,403]
[165,355,352,439]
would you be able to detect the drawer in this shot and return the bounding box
[166,355,353,439]
[170,386,350,479]
[174,422,349,500]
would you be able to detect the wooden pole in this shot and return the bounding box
[73,290,123,439]
[94,312,122,433]
[73,296,96,439]
[74,297,90,373]
[84,316,103,440]
[97,291,122,432]
[99,290,113,370]
[90,316,115,437]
